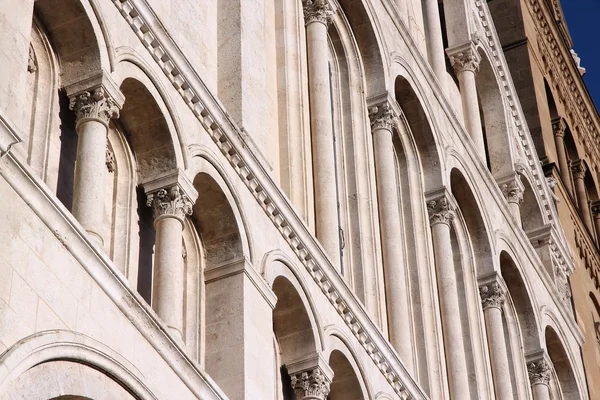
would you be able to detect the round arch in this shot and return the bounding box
[545,326,582,399]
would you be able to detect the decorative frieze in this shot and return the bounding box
[369,102,396,131]
[302,0,333,25]
[479,282,505,310]
[290,368,331,399]
[527,359,551,386]
[146,186,193,221]
[69,87,120,126]
[427,196,454,226]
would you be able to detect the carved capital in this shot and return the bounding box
[290,368,331,399]
[427,196,454,226]
[27,46,37,73]
[479,282,505,310]
[146,185,193,221]
[448,47,480,74]
[527,359,551,386]
[106,147,115,173]
[302,0,333,26]
[369,102,396,132]
[500,176,524,205]
[571,160,587,180]
[552,117,567,138]
[69,87,120,126]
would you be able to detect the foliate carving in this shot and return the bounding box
[69,87,120,125]
[146,186,193,220]
[449,49,480,74]
[500,177,524,205]
[27,46,37,73]
[552,118,567,138]
[369,103,396,131]
[427,197,453,226]
[479,282,505,310]
[571,161,587,180]
[527,360,551,386]
[290,368,331,399]
[302,0,333,26]
[106,147,116,173]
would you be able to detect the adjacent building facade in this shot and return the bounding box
[0,0,593,399]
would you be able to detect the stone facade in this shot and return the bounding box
[0,0,591,399]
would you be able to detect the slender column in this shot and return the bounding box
[145,173,196,341]
[479,280,513,400]
[500,175,524,224]
[69,87,120,246]
[527,359,551,400]
[422,0,446,83]
[447,44,486,159]
[552,118,574,197]
[572,160,594,233]
[303,0,340,267]
[427,194,471,398]
[591,200,600,240]
[370,102,414,372]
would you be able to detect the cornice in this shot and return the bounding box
[527,0,600,172]
[111,1,425,398]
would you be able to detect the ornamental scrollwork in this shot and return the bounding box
[302,0,333,26]
[427,197,454,226]
[527,359,551,386]
[449,49,480,74]
[369,103,396,131]
[146,185,193,221]
[290,368,331,399]
[479,282,505,310]
[69,87,120,125]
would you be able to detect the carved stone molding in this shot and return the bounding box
[146,186,193,221]
[290,368,331,399]
[479,282,506,310]
[369,102,396,132]
[527,359,551,386]
[552,117,567,138]
[302,0,333,26]
[27,46,37,73]
[571,160,587,180]
[500,175,525,205]
[69,87,120,126]
[106,147,115,173]
[447,44,481,74]
[427,196,454,226]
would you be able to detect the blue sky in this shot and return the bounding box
[561,0,600,110]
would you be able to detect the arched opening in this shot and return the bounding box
[328,350,365,400]
[272,276,319,398]
[545,326,581,399]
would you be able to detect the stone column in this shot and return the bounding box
[571,160,594,233]
[427,193,471,398]
[527,358,551,400]
[69,87,120,246]
[479,280,513,400]
[289,356,333,400]
[370,102,414,373]
[447,43,486,159]
[303,0,341,267]
[144,170,197,342]
[500,175,524,224]
[422,0,446,84]
[591,200,600,239]
[552,118,573,197]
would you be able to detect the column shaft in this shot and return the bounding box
[528,359,552,400]
[72,119,109,245]
[428,198,470,398]
[531,384,551,400]
[482,305,513,399]
[305,9,340,267]
[153,215,185,340]
[371,107,413,372]
[573,172,593,233]
[422,0,446,83]
[553,130,573,197]
[458,69,486,158]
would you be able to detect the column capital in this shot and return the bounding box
[479,281,506,310]
[571,159,587,180]
[302,0,334,26]
[368,102,398,132]
[287,353,334,400]
[527,359,551,386]
[552,117,567,138]
[499,174,525,205]
[426,193,454,226]
[447,42,481,74]
[66,70,125,128]
[143,169,198,222]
